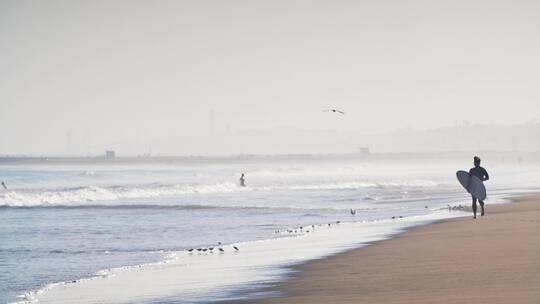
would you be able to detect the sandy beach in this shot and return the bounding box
[255,194,540,304]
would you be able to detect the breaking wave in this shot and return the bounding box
[0,183,242,207]
[0,180,438,207]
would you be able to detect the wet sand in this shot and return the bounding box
[254,194,540,304]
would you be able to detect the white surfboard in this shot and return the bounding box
[456,170,486,201]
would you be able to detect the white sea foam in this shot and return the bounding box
[21,210,470,304]
[0,179,440,207]
[0,183,242,207]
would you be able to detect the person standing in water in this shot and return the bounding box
[1,181,7,190]
[239,173,246,187]
[468,156,489,219]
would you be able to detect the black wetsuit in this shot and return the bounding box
[469,166,489,217]
[469,166,488,181]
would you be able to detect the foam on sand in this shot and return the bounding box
[24,211,468,304]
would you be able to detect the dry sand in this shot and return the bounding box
[254,194,540,304]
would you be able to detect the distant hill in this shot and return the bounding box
[217,123,540,154]
[137,123,540,155]
[3,123,538,156]
[358,123,540,153]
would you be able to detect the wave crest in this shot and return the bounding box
[0,183,242,207]
[0,179,438,207]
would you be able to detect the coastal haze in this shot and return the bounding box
[1,0,539,156]
[1,2,540,304]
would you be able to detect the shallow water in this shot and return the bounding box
[1,158,537,303]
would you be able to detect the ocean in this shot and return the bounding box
[1,156,537,303]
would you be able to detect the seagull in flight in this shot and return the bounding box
[323,109,345,114]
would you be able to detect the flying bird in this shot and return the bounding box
[323,109,345,114]
[233,246,239,251]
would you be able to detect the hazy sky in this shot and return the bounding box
[1,0,539,155]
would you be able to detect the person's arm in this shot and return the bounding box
[483,169,489,181]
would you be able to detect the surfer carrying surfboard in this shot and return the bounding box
[468,156,489,219]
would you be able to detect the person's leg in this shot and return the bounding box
[472,196,477,219]
[479,200,485,216]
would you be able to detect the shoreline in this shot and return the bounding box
[9,192,534,303]
[250,193,540,304]
[24,210,467,304]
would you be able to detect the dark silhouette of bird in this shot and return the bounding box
[350,209,356,215]
[219,248,225,253]
[233,246,239,251]
[187,248,194,252]
[202,248,208,252]
[196,248,202,252]
[323,109,345,114]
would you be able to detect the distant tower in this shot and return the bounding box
[209,110,215,136]
[66,131,72,155]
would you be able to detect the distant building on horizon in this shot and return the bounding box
[105,150,116,159]
[359,147,370,155]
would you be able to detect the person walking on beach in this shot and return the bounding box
[469,156,489,219]
[239,173,246,187]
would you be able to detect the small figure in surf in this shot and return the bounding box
[239,173,246,187]
[1,181,7,190]
[468,156,489,219]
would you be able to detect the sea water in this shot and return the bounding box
[1,157,538,303]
